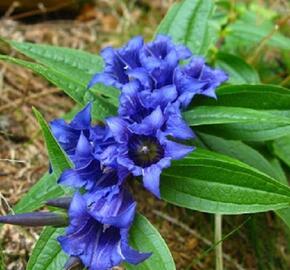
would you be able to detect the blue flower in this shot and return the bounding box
[85,184,137,228]
[58,192,150,270]
[138,35,191,88]
[118,80,178,123]
[88,35,191,92]
[88,36,144,89]
[106,107,194,198]
[118,81,194,140]
[174,57,228,107]
[50,104,92,156]
[57,131,104,190]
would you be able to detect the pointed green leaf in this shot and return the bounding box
[157,0,216,55]
[161,148,290,214]
[197,133,290,232]
[125,214,175,270]
[14,173,65,214]
[194,84,290,110]
[6,40,103,81]
[183,106,290,141]
[227,20,290,51]
[32,108,72,176]
[216,52,260,84]
[197,132,281,180]
[0,54,119,109]
[272,135,290,168]
[183,106,290,126]
[26,227,67,270]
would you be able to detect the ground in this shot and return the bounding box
[0,1,289,269]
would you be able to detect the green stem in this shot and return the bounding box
[215,214,223,270]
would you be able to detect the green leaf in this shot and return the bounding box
[183,106,290,141]
[197,132,281,180]
[125,214,175,270]
[161,148,290,214]
[13,106,80,215]
[227,20,290,51]
[0,54,119,109]
[272,135,290,168]
[216,52,260,84]
[83,91,118,120]
[3,40,120,105]
[193,84,290,110]
[26,227,68,270]
[183,106,290,126]
[156,0,215,55]
[13,173,65,214]
[197,133,290,232]
[14,108,73,215]
[32,108,72,176]
[6,40,103,82]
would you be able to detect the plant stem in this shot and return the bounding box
[215,214,223,270]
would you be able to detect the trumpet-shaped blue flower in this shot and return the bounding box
[106,107,194,198]
[58,192,150,270]
[88,36,144,89]
[85,184,137,228]
[175,57,228,107]
[50,104,92,157]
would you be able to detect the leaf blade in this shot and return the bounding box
[26,227,67,270]
[125,214,175,270]
[157,0,215,55]
[161,149,290,214]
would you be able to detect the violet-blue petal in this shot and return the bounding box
[126,68,153,89]
[106,117,128,143]
[165,140,194,160]
[118,81,149,121]
[70,103,92,130]
[140,84,178,110]
[71,132,93,166]
[129,106,164,135]
[143,165,162,198]
[59,193,148,270]
[176,44,192,60]
[50,119,80,155]
[120,229,152,264]
[58,159,102,190]
[86,186,136,228]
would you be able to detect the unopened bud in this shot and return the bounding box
[46,197,72,209]
[0,212,68,227]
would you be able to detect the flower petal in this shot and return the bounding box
[143,165,162,198]
[141,84,178,109]
[70,103,92,130]
[129,106,164,135]
[165,140,194,160]
[106,117,128,143]
[120,229,151,265]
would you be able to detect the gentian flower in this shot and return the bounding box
[50,104,92,156]
[88,36,144,89]
[138,34,191,88]
[58,132,104,190]
[58,192,150,270]
[85,184,137,228]
[118,81,194,140]
[174,56,228,107]
[106,107,194,198]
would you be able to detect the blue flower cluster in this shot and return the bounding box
[51,35,227,270]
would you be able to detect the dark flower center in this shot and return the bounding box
[128,135,164,168]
